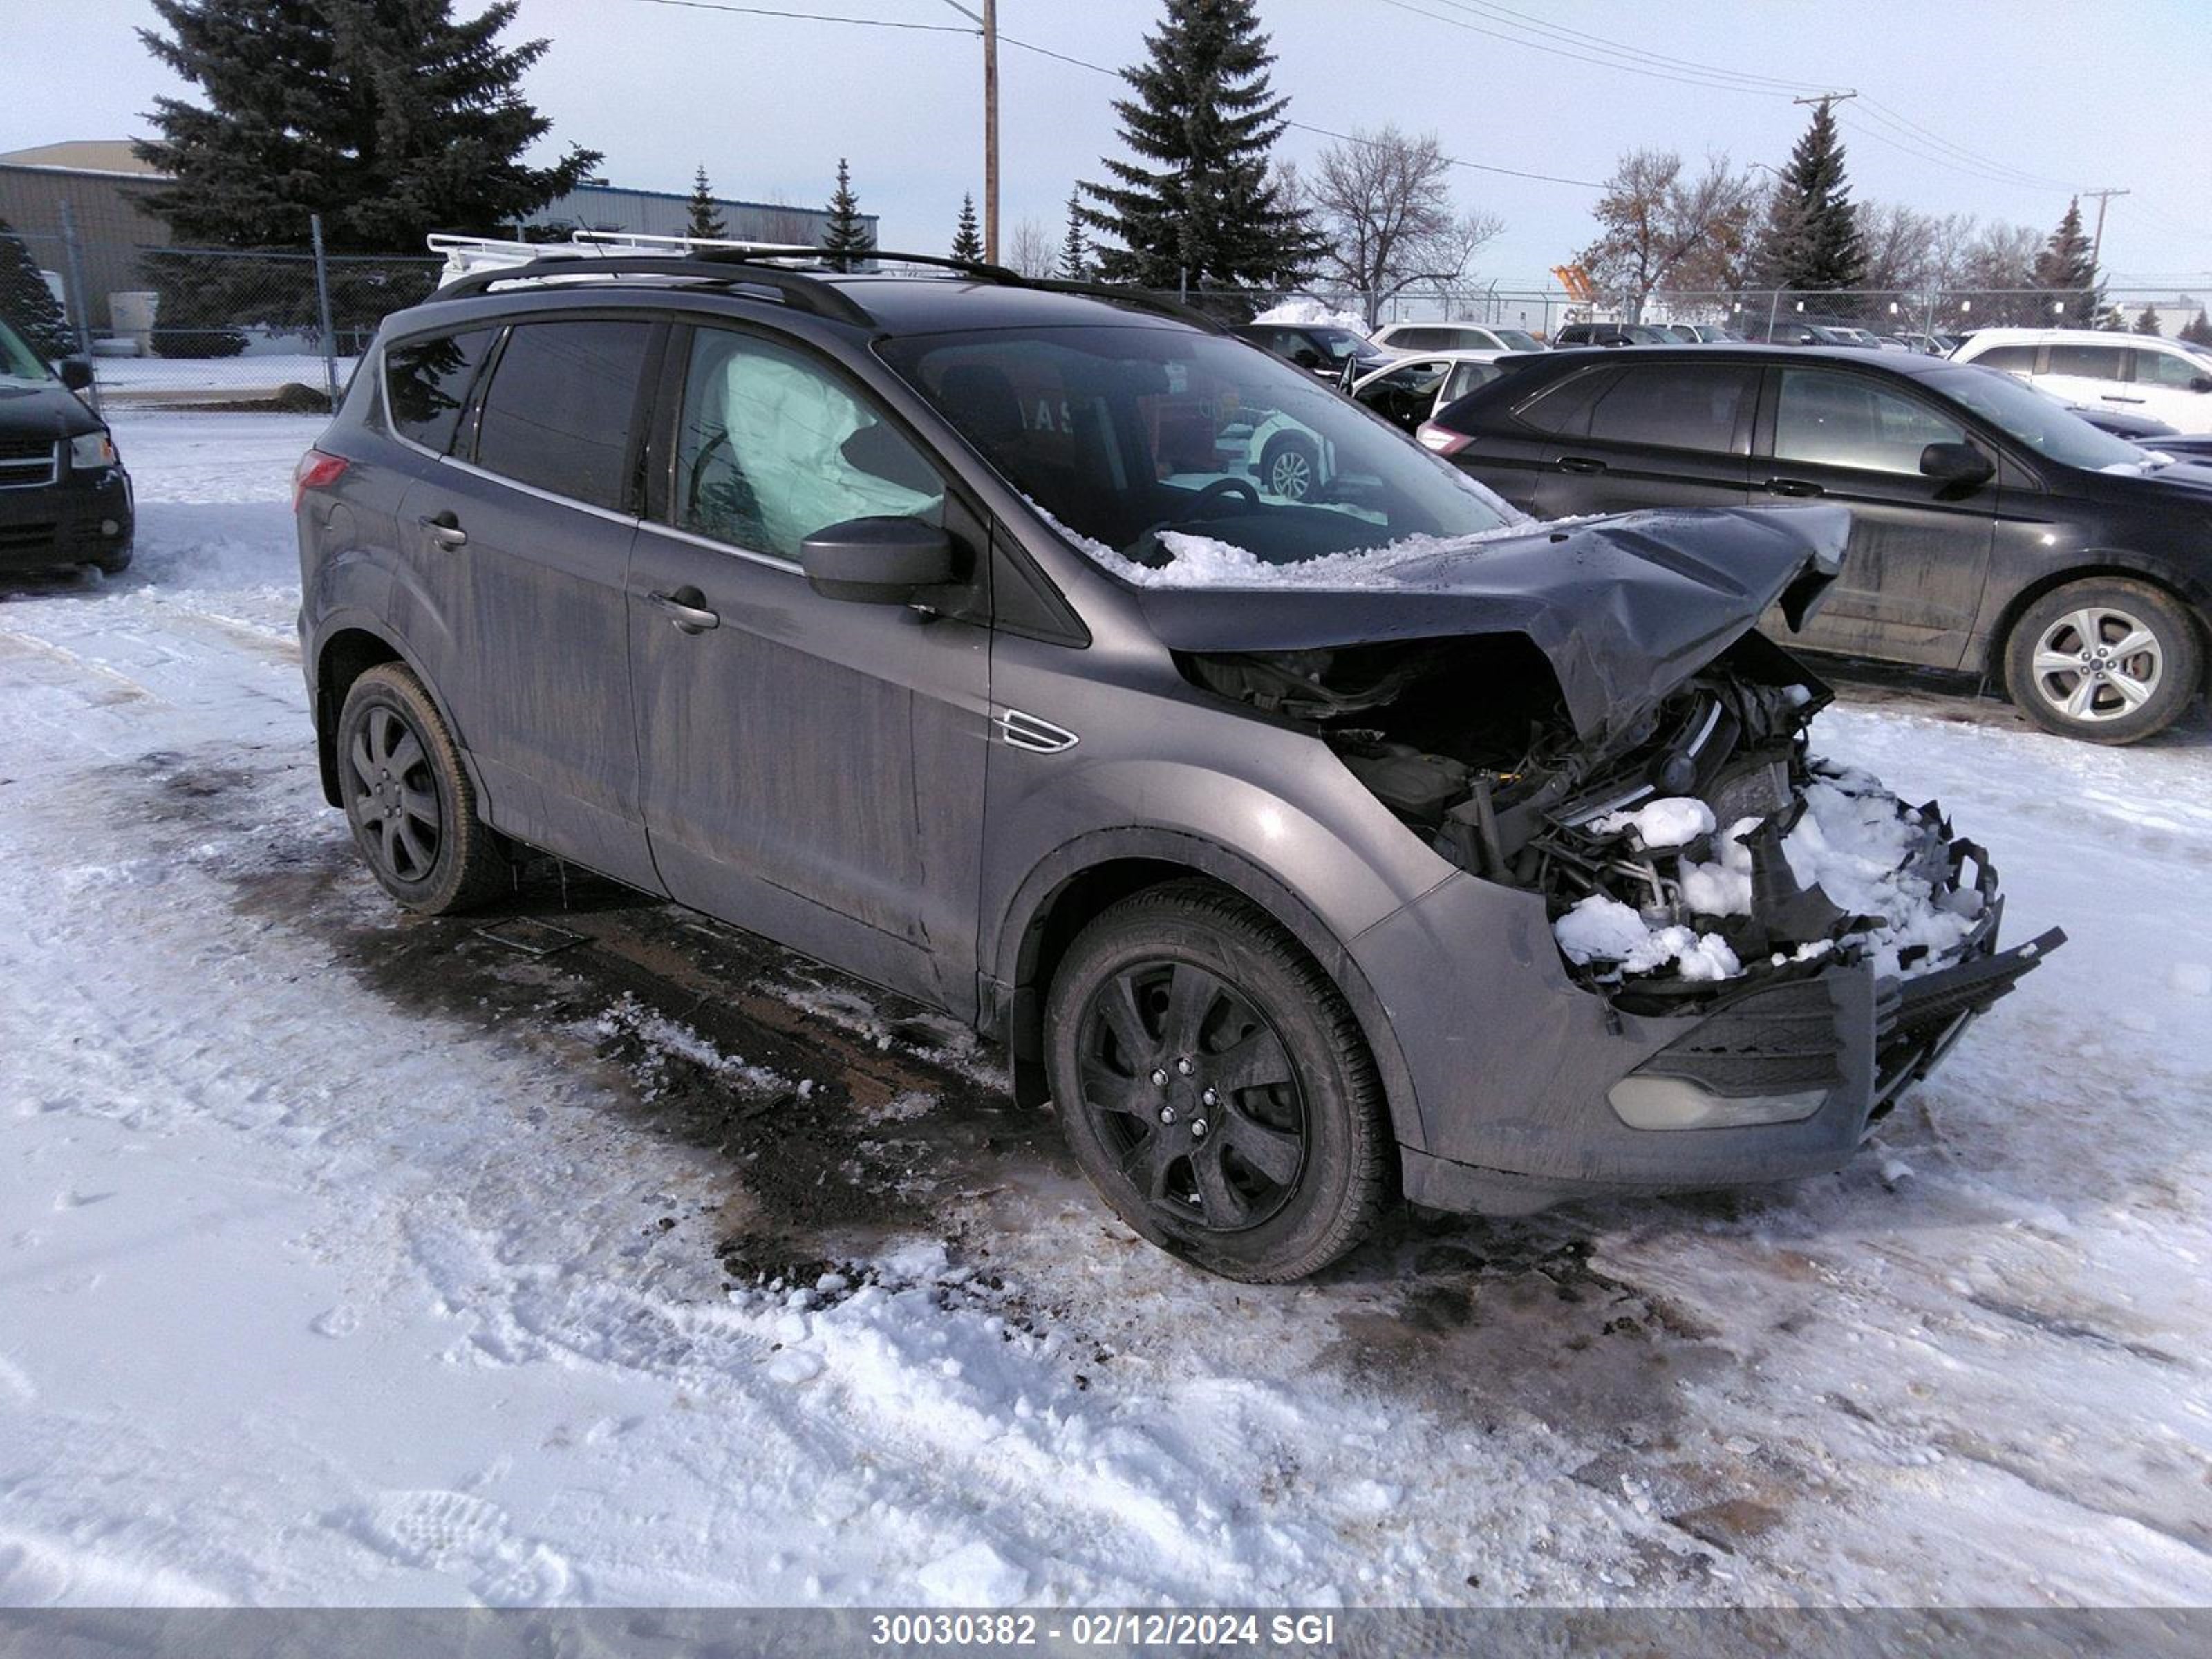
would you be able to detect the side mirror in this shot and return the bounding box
[1920,441,1995,487]
[800,516,955,605]
[2191,376,2212,393]
[57,357,94,391]
[1291,348,1324,369]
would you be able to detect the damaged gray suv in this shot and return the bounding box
[294,246,2060,1282]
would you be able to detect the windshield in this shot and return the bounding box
[1303,328,1372,362]
[1623,326,1671,344]
[1491,328,1542,351]
[1931,364,2146,469]
[0,317,53,385]
[879,324,1518,577]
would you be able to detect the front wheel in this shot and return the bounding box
[1043,881,1391,1282]
[2003,577,2201,744]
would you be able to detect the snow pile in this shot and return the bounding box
[1593,796,1716,849]
[1555,894,1743,981]
[1251,297,1369,334]
[1555,764,1984,985]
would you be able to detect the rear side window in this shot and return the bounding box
[385,328,496,454]
[1971,344,2038,372]
[2046,344,2124,380]
[1513,367,1616,435]
[1584,364,1756,452]
[471,320,654,512]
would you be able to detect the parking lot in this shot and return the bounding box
[0,412,2204,1607]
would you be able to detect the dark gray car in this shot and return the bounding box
[294,250,2056,1282]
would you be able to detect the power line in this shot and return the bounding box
[635,0,974,33]
[1422,0,1831,95]
[1369,0,1800,98]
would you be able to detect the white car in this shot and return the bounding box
[1370,320,1545,355]
[1349,350,1517,438]
[1951,327,2212,435]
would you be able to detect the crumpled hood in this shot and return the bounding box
[1138,504,1850,744]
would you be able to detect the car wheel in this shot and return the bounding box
[2003,577,2201,744]
[1044,881,1391,1282]
[1260,433,1320,503]
[336,663,508,913]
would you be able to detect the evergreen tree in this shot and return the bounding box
[1057,190,1089,281]
[0,219,74,361]
[1751,100,1866,297]
[136,1,598,252]
[686,165,727,240]
[950,192,984,263]
[132,0,598,341]
[2135,303,2163,335]
[1076,0,1318,290]
[2182,309,2212,348]
[819,158,874,272]
[2030,198,2102,324]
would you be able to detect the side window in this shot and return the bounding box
[385,328,496,453]
[471,320,653,511]
[1774,368,1967,474]
[673,328,944,562]
[1973,344,2038,373]
[1443,361,1501,402]
[1513,367,1616,435]
[2046,344,2125,380]
[1584,364,1756,453]
[2135,349,2205,388]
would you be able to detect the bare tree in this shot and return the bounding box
[1856,201,1938,292]
[1006,217,1055,279]
[1576,149,1757,316]
[1303,126,1502,325]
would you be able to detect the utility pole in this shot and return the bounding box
[984,0,998,265]
[939,0,999,264]
[2082,187,2129,273]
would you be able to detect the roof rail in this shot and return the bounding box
[422,232,1228,335]
[433,252,874,327]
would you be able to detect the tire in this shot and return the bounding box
[2002,577,2202,744]
[1260,433,1320,503]
[1043,881,1391,1282]
[335,663,508,914]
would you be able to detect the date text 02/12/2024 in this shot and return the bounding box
[869,1612,1341,1648]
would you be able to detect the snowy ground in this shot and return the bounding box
[1,413,2209,1610]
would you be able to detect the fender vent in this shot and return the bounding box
[995,709,1079,753]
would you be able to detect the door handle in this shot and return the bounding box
[1557,456,1607,474]
[650,588,720,633]
[417,510,467,549]
[1763,478,1825,497]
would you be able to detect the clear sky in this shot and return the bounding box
[8,0,2209,289]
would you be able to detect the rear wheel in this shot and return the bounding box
[336,663,507,914]
[1044,882,1390,1282]
[2003,577,2200,744]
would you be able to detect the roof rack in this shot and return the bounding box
[422,232,1228,334]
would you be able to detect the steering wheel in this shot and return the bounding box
[1129,476,1265,567]
[1185,476,1262,514]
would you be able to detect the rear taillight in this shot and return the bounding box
[293,449,348,512]
[1416,421,1471,456]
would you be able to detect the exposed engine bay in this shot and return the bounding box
[1179,630,2009,1008]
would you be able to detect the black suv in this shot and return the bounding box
[294,250,2054,1280]
[0,317,133,577]
[1230,321,1391,379]
[1550,321,1674,348]
[1423,344,2212,742]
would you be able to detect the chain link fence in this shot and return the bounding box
[3,220,438,413]
[1167,283,2212,344]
